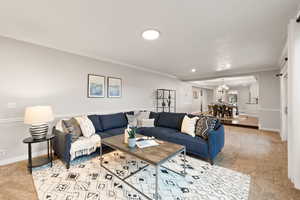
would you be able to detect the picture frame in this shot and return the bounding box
[87,74,105,98]
[107,77,122,98]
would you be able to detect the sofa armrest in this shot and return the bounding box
[52,127,72,164]
[207,125,225,160]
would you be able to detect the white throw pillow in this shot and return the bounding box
[137,111,150,120]
[181,115,199,137]
[75,116,95,137]
[136,111,150,127]
[140,119,155,127]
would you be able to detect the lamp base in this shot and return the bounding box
[30,123,49,139]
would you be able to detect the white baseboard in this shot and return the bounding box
[259,127,280,133]
[0,149,47,166]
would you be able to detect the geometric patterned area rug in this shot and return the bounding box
[32,151,250,200]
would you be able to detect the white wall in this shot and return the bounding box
[287,18,300,189]
[192,87,201,112]
[230,85,260,116]
[235,86,250,112]
[202,88,213,112]
[258,70,281,131]
[0,36,193,165]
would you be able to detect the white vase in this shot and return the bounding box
[128,138,136,148]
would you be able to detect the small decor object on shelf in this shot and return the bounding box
[127,127,137,148]
[107,77,122,98]
[24,106,54,139]
[88,74,105,98]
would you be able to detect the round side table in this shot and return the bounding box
[23,134,55,173]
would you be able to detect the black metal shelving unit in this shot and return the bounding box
[156,89,176,112]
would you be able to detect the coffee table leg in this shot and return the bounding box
[183,147,187,175]
[28,143,32,174]
[100,145,103,166]
[155,164,160,200]
[50,140,53,167]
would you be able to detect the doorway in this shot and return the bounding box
[192,87,202,113]
[280,64,288,141]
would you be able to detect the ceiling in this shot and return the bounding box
[0,0,298,80]
[192,76,257,88]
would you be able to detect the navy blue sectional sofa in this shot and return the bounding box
[53,112,225,168]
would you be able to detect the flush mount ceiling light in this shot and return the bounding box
[191,68,196,72]
[216,63,231,71]
[142,29,160,40]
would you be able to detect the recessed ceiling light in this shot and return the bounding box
[191,69,196,72]
[142,29,160,40]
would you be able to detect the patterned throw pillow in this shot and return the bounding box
[62,118,83,142]
[75,116,96,138]
[126,114,138,127]
[195,116,218,140]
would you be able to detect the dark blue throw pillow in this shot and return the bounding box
[99,112,128,131]
[87,115,103,132]
[157,112,186,130]
[149,111,161,126]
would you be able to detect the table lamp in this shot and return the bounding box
[24,106,54,139]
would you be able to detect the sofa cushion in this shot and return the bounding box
[137,127,179,138]
[157,112,186,130]
[97,127,126,139]
[137,127,209,157]
[99,113,128,130]
[88,115,103,132]
[149,112,161,126]
[103,127,126,135]
[124,111,134,115]
[62,118,82,142]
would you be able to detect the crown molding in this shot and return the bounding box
[182,67,279,82]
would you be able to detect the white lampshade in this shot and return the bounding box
[24,106,54,125]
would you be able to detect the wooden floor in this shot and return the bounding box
[1,126,300,200]
[193,112,259,128]
[221,115,259,128]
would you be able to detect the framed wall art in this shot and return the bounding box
[107,77,122,98]
[87,74,105,98]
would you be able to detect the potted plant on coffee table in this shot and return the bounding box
[128,127,137,148]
